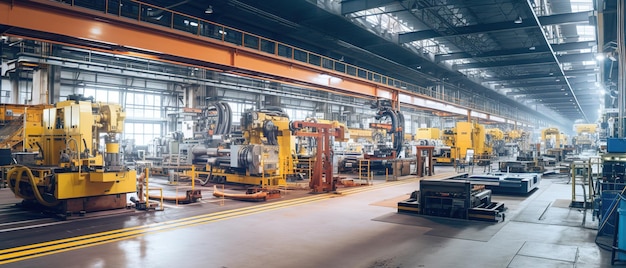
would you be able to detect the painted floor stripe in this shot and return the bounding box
[0,175,431,264]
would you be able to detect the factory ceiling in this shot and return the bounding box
[4,0,611,127]
[135,0,608,126]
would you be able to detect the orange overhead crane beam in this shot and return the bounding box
[0,0,379,97]
[0,0,518,125]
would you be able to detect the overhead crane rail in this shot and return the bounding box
[1,0,526,124]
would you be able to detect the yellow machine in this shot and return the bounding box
[205,109,294,186]
[7,97,136,216]
[472,122,491,163]
[416,128,440,140]
[435,121,491,165]
[485,128,504,156]
[0,104,51,151]
[436,122,472,164]
[541,127,562,150]
[506,129,523,141]
[573,124,597,150]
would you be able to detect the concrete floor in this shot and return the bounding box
[0,169,618,267]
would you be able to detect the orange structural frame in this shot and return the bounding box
[0,0,379,97]
[0,0,513,123]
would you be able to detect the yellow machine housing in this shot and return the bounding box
[0,104,51,151]
[416,128,440,140]
[435,122,491,165]
[208,110,294,186]
[573,124,597,148]
[7,99,136,215]
[541,127,562,149]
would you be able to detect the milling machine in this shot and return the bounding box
[6,96,136,217]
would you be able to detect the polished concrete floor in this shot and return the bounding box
[0,169,618,267]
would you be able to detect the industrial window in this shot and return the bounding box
[83,88,120,103]
[229,102,255,125]
[124,122,161,146]
[125,92,162,119]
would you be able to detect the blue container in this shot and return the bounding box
[608,138,626,153]
[600,191,621,236]
[618,199,626,260]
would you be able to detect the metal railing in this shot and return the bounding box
[46,0,532,123]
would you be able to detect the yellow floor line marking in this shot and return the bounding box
[0,173,455,264]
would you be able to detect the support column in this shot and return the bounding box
[31,65,50,105]
[9,72,19,104]
[49,65,61,103]
[184,86,196,108]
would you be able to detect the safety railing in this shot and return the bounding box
[47,0,530,122]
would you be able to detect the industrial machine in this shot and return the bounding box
[573,123,598,152]
[6,96,136,217]
[339,99,405,175]
[541,127,562,151]
[435,121,491,166]
[541,127,573,161]
[486,128,505,156]
[397,179,505,222]
[204,108,294,186]
[0,104,51,152]
[291,119,347,193]
[365,99,404,160]
[504,129,530,156]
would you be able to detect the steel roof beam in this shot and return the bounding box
[399,11,594,43]
[557,52,596,62]
[454,57,555,70]
[524,1,587,122]
[502,81,566,87]
[341,0,397,14]
[552,41,596,51]
[538,11,594,25]
[482,73,558,82]
[399,20,536,43]
[435,47,551,62]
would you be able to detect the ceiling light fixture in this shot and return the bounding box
[514,16,523,24]
[205,5,213,14]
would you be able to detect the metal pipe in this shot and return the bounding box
[618,0,625,137]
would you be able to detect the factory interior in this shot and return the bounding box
[0,0,625,267]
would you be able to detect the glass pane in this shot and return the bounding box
[357,69,366,79]
[294,49,307,62]
[347,65,357,76]
[244,34,259,50]
[277,44,292,58]
[141,7,171,28]
[107,0,121,15]
[260,39,275,54]
[308,54,321,66]
[223,28,243,46]
[334,62,345,73]
[199,21,221,40]
[120,0,139,20]
[173,14,198,34]
[74,0,106,12]
[322,58,333,70]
